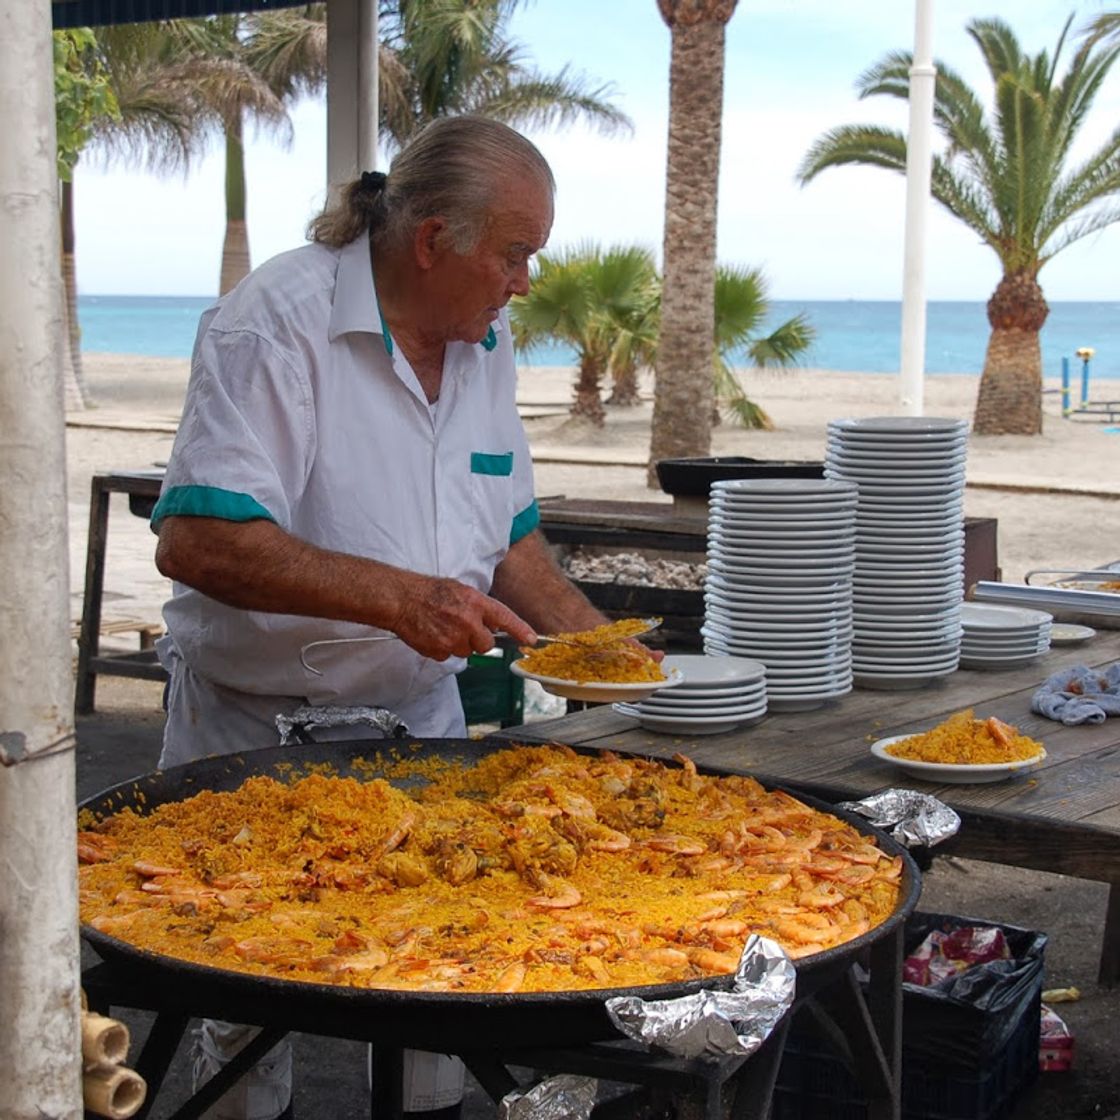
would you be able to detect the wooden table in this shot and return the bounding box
[502,630,1120,986]
[74,470,167,714]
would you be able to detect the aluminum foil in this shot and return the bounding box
[837,789,960,848]
[499,1074,597,1120]
[605,934,795,1061]
[275,704,411,745]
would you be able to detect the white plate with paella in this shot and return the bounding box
[870,710,1046,784]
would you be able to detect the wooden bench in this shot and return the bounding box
[72,619,164,651]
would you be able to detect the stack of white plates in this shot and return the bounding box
[613,654,766,734]
[824,417,968,690]
[700,478,857,712]
[959,601,1052,670]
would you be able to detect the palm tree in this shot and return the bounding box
[712,265,815,430]
[378,0,630,150]
[510,244,657,426]
[646,0,740,486]
[798,17,1120,436]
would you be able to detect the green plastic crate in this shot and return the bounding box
[456,646,524,727]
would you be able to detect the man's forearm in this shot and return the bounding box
[489,530,606,635]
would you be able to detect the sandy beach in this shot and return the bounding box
[66,352,1120,637]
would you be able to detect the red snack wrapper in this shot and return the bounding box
[1039,1004,1075,1072]
[903,926,1011,987]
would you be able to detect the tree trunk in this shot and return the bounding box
[60,177,88,411]
[0,3,84,1116]
[647,4,736,485]
[972,270,1048,435]
[608,364,641,406]
[571,354,607,425]
[219,115,251,296]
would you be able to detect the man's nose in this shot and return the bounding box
[509,263,531,297]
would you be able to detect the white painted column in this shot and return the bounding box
[0,1,84,1117]
[899,0,936,416]
[327,0,379,187]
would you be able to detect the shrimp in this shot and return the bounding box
[527,874,582,910]
[672,753,703,792]
[76,832,117,864]
[133,859,181,879]
[687,947,740,974]
[646,835,706,856]
[638,947,690,969]
[495,961,527,993]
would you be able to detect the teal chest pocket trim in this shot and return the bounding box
[150,484,276,532]
[470,451,514,476]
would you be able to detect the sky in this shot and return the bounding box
[73,0,1120,301]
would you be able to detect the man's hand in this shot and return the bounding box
[390,575,537,660]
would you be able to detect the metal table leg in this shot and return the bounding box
[75,474,111,714]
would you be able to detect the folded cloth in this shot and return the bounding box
[1031,662,1120,725]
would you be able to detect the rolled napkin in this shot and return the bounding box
[1031,662,1120,725]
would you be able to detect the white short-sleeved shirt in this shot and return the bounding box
[152,233,538,756]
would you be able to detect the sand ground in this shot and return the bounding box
[65,354,1120,1118]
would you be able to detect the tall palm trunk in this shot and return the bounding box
[647,0,737,486]
[973,270,1047,435]
[219,113,250,295]
[608,364,641,406]
[571,354,607,425]
[60,177,89,411]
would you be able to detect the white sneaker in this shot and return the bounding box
[191,1020,293,1120]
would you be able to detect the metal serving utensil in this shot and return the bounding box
[298,616,663,676]
[535,616,663,648]
[1025,568,1120,588]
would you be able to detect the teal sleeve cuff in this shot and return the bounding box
[150,484,277,533]
[510,499,540,544]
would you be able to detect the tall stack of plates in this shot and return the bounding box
[701,478,857,712]
[613,654,766,734]
[824,417,968,690]
[959,602,1052,669]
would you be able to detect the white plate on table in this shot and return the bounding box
[660,653,766,686]
[1049,623,1097,646]
[870,734,1047,784]
[510,663,684,703]
[613,702,766,735]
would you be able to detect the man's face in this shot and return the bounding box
[427,176,553,345]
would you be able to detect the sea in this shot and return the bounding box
[77,295,1120,380]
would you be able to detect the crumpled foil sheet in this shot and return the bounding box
[275,705,411,745]
[605,934,795,1061]
[499,1074,598,1120]
[837,789,960,848]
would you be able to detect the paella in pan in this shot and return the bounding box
[79,743,908,998]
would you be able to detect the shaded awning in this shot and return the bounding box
[51,0,309,29]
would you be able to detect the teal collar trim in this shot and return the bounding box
[379,319,496,356]
[150,484,276,533]
[379,305,394,356]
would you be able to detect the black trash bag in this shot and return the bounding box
[901,911,1048,1069]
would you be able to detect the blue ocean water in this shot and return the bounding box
[78,294,1120,379]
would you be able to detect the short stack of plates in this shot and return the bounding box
[959,602,1053,670]
[701,478,857,712]
[612,654,766,735]
[824,417,968,690]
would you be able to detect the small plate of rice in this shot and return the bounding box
[511,662,684,703]
[870,709,1046,784]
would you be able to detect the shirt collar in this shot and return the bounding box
[327,232,505,354]
[327,233,382,344]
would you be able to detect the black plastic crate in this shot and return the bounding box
[772,912,1046,1120]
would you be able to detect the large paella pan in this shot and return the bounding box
[78,738,920,1050]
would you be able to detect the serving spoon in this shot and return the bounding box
[299,617,663,676]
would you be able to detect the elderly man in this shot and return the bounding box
[151,116,610,1119]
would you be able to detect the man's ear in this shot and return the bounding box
[414,216,449,270]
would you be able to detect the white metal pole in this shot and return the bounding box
[358,0,379,172]
[0,2,84,1118]
[899,0,936,416]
